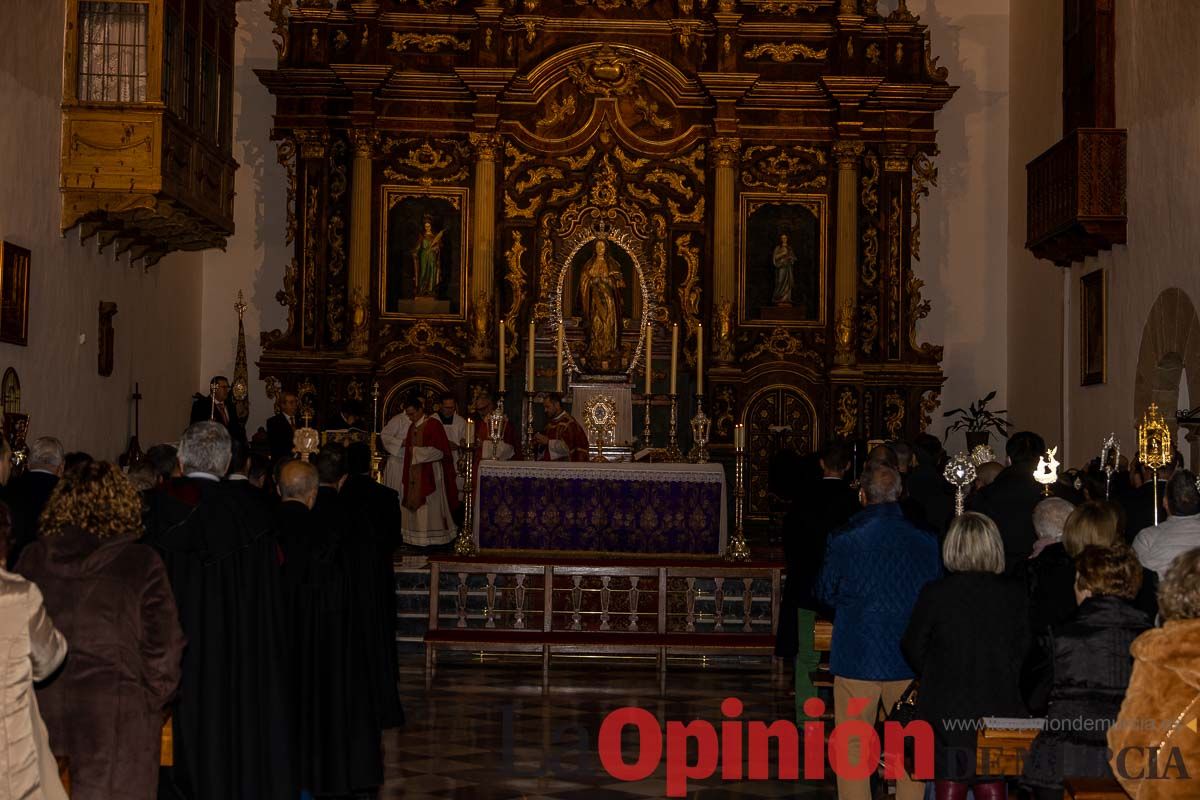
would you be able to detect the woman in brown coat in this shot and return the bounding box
[1108,546,1200,799]
[17,462,185,800]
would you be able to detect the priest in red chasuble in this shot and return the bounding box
[400,395,459,547]
[471,388,522,466]
[535,392,589,462]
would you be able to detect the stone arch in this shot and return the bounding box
[1133,288,1200,443]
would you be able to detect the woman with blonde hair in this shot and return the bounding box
[16,462,184,800]
[903,512,1030,799]
[1108,547,1200,799]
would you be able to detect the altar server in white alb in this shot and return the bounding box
[399,394,459,547]
[435,392,469,494]
[380,407,411,493]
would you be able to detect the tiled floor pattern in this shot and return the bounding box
[381,648,837,800]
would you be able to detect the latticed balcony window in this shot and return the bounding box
[77,1,148,103]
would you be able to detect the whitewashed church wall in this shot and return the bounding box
[0,0,204,460]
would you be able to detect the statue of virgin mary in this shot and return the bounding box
[577,239,625,371]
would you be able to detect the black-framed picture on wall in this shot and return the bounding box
[0,242,30,347]
[1080,269,1106,386]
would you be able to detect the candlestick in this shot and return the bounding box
[466,419,475,447]
[453,439,478,556]
[727,425,750,561]
[642,392,653,452]
[644,323,653,395]
[526,319,535,391]
[666,394,682,461]
[670,323,678,396]
[498,318,506,393]
[696,323,704,396]
[556,323,564,393]
[523,391,535,461]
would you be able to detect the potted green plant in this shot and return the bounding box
[943,391,1013,450]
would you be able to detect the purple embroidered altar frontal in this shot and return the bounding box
[473,461,728,555]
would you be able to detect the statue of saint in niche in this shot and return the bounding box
[577,239,626,371]
[771,233,796,306]
[412,215,446,299]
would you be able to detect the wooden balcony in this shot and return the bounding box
[1026,128,1127,266]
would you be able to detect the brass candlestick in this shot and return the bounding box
[368,381,384,483]
[1139,403,1171,526]
[665,393,683,461]
[726,426,750,561]
[689,397,711,464]
[642,393,653,450]
[523,391,536,460]
[453,439,478,556]
[944,453,976,516]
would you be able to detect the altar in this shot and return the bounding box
[473,460,727,555]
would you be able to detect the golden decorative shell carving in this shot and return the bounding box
[388,33,470,54]
[743,42,829,62]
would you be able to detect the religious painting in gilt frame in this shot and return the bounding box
[1080,269,1106,386]
[0,242,30,346]
[738,193,827,328]
[379,185,469,321]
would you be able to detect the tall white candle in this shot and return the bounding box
[526,319,535,392]
[670,323,678,396]
[644,322,653,395]
[466,419,475,447]
[696,322,704,396]
[498,317,506,393]
[556,323,565,393]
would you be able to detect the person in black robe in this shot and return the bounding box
[273,457,383,797]
[775,440,860,657]
[341,441,405,726]
[906,434,955,539]
[969,430,1047,570]
[142,422,296,800]
[5,435,63,569]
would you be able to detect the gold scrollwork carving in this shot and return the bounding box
[468,132,502,163]
[380,320,464,360]
[387,32,470,54]
[633,92,673,132]
[919,389,941,433]
[266,0,292,59]
[743,42,829,62]
[548,182,583,206]
[535,215,556,321]
[670,145,706,185]
[744,327,823,363]
[613,147,649,174]
[669,196,705,224]
[759,0,819,14]
[713,137,741,169]
[887,195,902,353]
[644,169,692,199]
[504,192,544,219]
[907,271,943,361]
[859,304,878,356]
[911,151,937,262]
[535,95,577,132]
[563,146,597,171]
[568,45,643,97]
[626,184,661,207]
[742,145,828,193]
[884,392,905,440]
[505,141,536,179]
[515,166,564,196]
[837,389,858,438]
[589,156,620,207]
[834,300,855,364]
[383,137,471,186]
[861,226,879,288]
[866,42,881,66]
[675,233,702,367]
[713,385,735,440]
[302,183,319,343]
[468,291,493,361]
[861,152,879,216]
[503,231,527,361]
[348,288,369,356]
[276,139,297,246]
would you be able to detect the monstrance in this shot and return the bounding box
[1099,433,1121,500]
[1034,446,1060,497]
[943,453,976,516]
[1138,403,1171,526]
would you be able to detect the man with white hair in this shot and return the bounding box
[142,422,296,800]
[5,435,64,569]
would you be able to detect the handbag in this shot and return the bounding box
[877,680,921,777]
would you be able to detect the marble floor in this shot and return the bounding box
[380,647,838,799]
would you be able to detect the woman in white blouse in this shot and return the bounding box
[0,496,68,800]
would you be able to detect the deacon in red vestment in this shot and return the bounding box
[535,393,589,462]
[471,389,523,469]
[399,397,459,546]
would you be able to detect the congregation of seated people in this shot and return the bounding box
[783,431,1200,800]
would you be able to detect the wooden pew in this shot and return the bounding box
[975,718,1042,777]
[1064,778,1131,799]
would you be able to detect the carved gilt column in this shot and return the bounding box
[468,132,501,361]
[833,141,864,368]
[294,128,330,351]
[712,137,740,364]
[347,129,377,358]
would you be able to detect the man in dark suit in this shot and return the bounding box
[266,392,300,460]
[225,437,271,510]
[969,430,1046,569]
[5,435,64,569]
[775,440,860,657]
[190,375,245,442]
